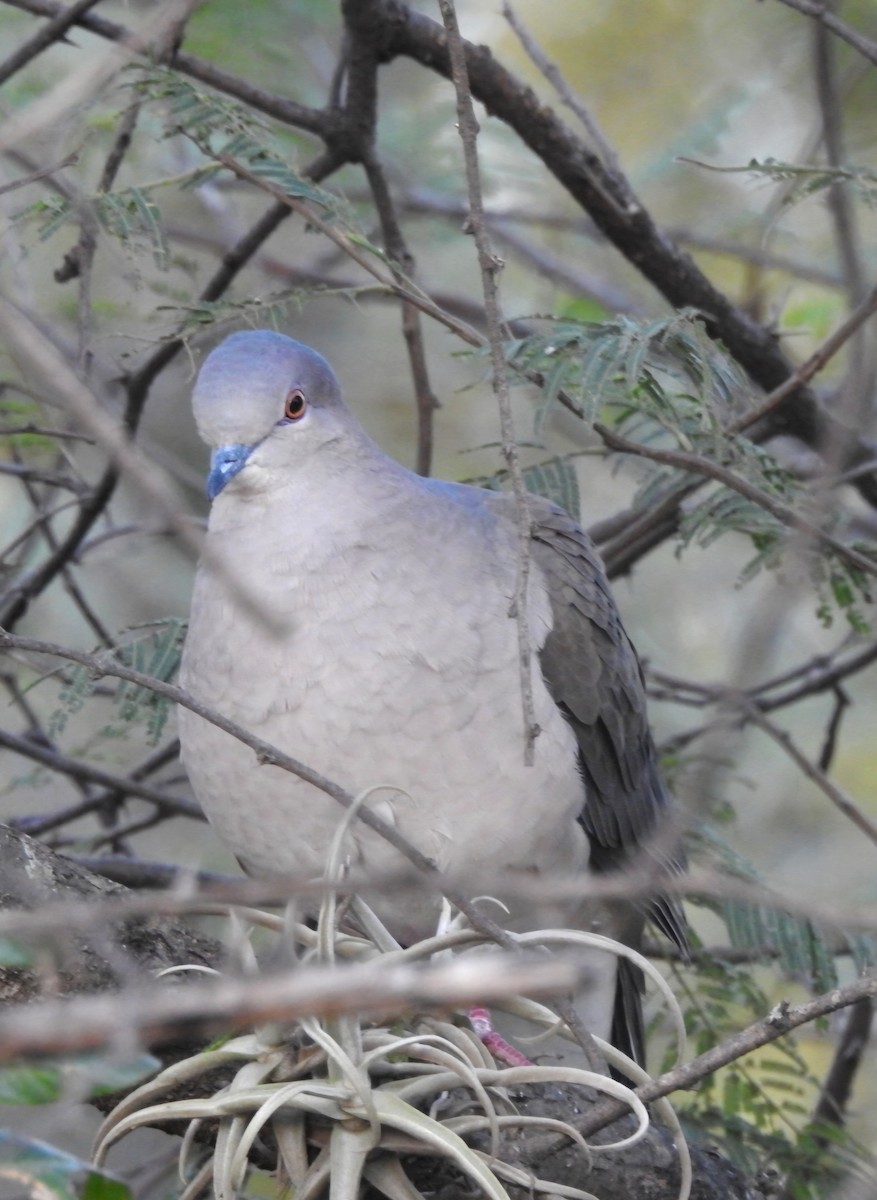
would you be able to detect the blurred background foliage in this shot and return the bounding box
[1,0,877,1196]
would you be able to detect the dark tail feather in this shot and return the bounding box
[611,956,646,1073]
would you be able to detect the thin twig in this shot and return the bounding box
[163,219,499,335]
[11,0,877,518]
[808,996,874,1132]
[0,299,204,561]
[373,186,845,288]
[649,639,877,719]
[438,0,539,764]
[8,444,115,648]
[0,0,200,155]
[0,423,94,443]
[600,278,877,576]
[213,153,484,350]
[1,0,335,136]
[0,170,333,630]
[0,727,201,821]
[0,0,103,87]
[571,971,877,1141]
[594,422,877,579]
[335,12,438,476]
[817,683,849,771]
[56,100,142,290]
[759,640,877,710]
[770,0,877,68]
[501,1,628,200]
[362,155,437,476]
[0,460,88,493]
[0,154,79,196]
[813,21,866,316]
[732,282,877,434]
[745,704,877,848]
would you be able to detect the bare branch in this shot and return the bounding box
[770,0,877,68]
[1,0,336,136]
[0,0,100,86]
[598,277,877,575]
[336,10,438,475]
[437,0,538,763]
[745,704,877,848]
[0,948,577,1062]
[594,422,877,580]
[0,297,207,561]
[808,996,874,1133]
[734,286,877,435]
[0,460,88,493]
[213,153,484,349]
[0,727,201,821]
[0,0,200,155]
[359,0,877,511]
[759,641,877,710]
[650,640,877,719]
[362,154,438,477]
[501,1,627,192]
[0,173,332,630]
[0,153,79,196]
[571,971,877,1141]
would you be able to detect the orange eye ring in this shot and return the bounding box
[284,389,307,421]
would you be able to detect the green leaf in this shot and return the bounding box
[0,1066,62,1105]
[0,1054,158,1106]
[80,1171,132,1200]
[0,1132,131,1200]
[522,457,581,519]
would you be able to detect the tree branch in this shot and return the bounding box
[0,726,201,821]
[571,972,877,1141]
[362,0,877,507]
[594,423,877,580]
[770,0,877,68]
[437,0,538,764]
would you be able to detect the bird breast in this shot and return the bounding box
[179,471,589,940]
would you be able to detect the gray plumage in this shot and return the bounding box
[179,329,684,1064]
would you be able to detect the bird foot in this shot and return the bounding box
[468,1006,532,1067]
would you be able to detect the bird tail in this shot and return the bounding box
[611,955,646,1070]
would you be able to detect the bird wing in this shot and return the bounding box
[526,498,687,1064]
[528,500,669,863]
[531,499,687,915]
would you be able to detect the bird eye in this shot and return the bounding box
[283,389,307,421]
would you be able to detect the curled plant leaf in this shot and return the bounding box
[93,870,689,1200]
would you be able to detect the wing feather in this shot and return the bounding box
[528,499,687,954]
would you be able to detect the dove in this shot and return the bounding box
[179,329,684,1063]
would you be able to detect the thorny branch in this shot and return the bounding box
[437,0,539,764]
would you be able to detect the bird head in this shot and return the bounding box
[192,330,350,500]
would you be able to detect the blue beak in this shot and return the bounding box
[207,443,254,500]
